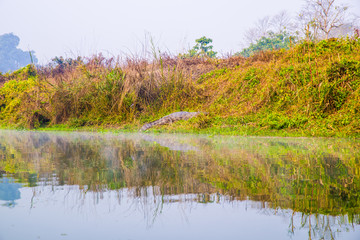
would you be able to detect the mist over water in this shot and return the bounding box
[0,130,359,240]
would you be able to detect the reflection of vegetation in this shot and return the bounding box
[202,140,360,216]
[0,131,359,237]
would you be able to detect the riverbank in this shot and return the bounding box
[0,38,359,137]
[26,120,359,138]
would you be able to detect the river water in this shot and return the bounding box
[0,130,359,240]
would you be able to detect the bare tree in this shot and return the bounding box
[271,11,293,33]
[298,3,321,41]
[244,16,272,44]
[243,11,298,47]
[244,27,261,45]
[299,0,349,40]
[257,16,272,37]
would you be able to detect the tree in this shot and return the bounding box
[271,11,294,33]
[298,0,350,40]
[244,12,297,46]
[244,16,272,45]
[237,31,294,57]
[240,11,298,57]
[0,33,38,73]
[186,36,217,58]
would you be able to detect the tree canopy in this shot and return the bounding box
[237,31,294,57]
[0,33,38,73]
[183,36,217,58]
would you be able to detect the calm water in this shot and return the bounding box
[0,130,359,240]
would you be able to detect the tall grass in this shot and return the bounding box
[0,38,359,136]
[0,53,225,129]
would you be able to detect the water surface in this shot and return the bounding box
[0,130,359,240]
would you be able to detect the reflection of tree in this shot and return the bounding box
[268,209,351,240]
[0,177,21,207]
[0,131,359,236]
[297,212,357,240]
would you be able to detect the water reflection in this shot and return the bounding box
[0,130,359,240]
[0,178,21,207]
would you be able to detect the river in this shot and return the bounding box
[0,130,359,240]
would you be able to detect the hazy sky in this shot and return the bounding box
[1,0,359,64]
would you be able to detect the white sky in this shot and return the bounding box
[1,0,359,64]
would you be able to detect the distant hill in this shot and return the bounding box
[0,33,38,73]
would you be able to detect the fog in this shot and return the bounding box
[0,0,358,64]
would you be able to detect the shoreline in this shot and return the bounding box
[1,123,358,139]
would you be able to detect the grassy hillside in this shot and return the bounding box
[0,38,359,137]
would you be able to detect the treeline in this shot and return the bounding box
[237,0,359,57]
[1,0,359,73]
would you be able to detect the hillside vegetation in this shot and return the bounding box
[0,38,359,137]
